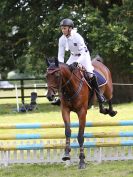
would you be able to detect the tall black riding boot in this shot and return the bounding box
[90,75,105,103]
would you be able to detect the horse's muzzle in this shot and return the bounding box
[46,93,55,101]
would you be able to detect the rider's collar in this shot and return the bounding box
[65,28,77,38]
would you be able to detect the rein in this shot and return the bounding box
[62,77,84,101]
[61,70,85,101]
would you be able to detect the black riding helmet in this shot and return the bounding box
[60,18,74,28]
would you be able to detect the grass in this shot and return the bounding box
[0,90,133,176]
[0,161,133,177]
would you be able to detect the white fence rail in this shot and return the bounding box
[0,139,133,167]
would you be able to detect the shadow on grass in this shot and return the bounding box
[0,102,60,115]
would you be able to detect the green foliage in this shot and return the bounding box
[92,3,133,76]
[0,0,132,79]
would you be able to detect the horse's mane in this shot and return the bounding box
[59,62,74,73]
[59,62,69,67]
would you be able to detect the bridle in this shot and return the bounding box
[46,68,61,94]
[47,66,85,101]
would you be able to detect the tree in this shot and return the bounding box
[0,0,132,80]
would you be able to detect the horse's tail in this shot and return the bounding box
[92,55,103,63]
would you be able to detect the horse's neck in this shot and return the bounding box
[60,65,81,89]
[60,65,72,84]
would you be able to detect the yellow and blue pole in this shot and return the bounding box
[0,140,133,151]
[1,131,133,140]
[0,120,133,129]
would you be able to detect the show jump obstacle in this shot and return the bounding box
[0,120,133,166]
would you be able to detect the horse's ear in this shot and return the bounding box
[45,58,50,67]
[55,58,59,67]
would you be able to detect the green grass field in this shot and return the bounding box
[0,161,133,177]
[0,92,133,177]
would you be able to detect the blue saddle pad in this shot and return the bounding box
[94,70,107,87]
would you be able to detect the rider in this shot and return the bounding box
[52,18,104,105]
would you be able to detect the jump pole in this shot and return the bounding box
[1,140,133,151]
[0,131,133,140]
[0,120,133,129]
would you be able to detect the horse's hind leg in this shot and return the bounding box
[108,99,117,117]
[99,102,109,115]
[99,99,117,116]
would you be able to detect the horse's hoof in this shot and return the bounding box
[100,108,108,115]
[109,111,117,117]
[64,160,71,167]
[78,162,86,169]
[62,154,70,161]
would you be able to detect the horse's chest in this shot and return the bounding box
[65,101,82,112]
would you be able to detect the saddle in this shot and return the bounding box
[93,70,107,87]
[69,62,107,87]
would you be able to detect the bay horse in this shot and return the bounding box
[46,57,117,169]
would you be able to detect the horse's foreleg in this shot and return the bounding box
[78,129,85,169]
[62,110,71,161]
[77,110,86,169]
[62,122,71,161]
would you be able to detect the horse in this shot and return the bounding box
[46,57,117,169]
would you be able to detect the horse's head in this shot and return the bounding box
[46,57,61,101]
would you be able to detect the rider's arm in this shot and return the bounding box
[77,33,88,54]
[58,37,65,63]
[76,33,89,63]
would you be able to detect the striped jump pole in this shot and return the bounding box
[1,131,133,140]
[0,120,133,129]
[1,140,133,151]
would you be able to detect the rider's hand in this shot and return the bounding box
[73,62,78,67]
[69,62,78,71]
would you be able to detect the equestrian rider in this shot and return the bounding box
[56,18,105,104]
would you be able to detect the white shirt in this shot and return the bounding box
[58,29,88,63]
